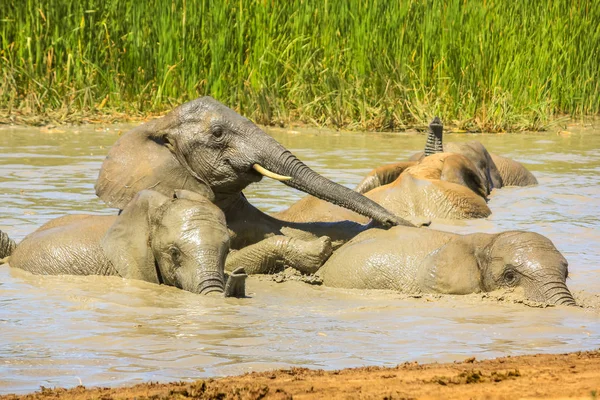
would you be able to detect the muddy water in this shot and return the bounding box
[0,124,599,394]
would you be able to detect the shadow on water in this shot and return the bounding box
[0,124,599,394]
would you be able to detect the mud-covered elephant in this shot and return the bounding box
[356,117,537,196]
[95,97,416,257]
[275,119,492,222]
[318,226,576,306]
[0,190,247,297]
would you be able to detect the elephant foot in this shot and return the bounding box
[284,236,333,275]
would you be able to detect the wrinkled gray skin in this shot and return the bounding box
[318,226,576,306]
[95,97,414,255]
[0,190,246,297]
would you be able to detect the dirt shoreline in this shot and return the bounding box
[2,350,598,399]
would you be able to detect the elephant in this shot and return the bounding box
[355,117,537,198]
[406,119,538,189]
[275,119,492,222]
[317,226,576,306]
[95,97,418,257]
[0,189,247,297]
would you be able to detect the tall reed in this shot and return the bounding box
[1,0,598,130]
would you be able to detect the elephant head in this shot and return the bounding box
[95,97,406,226]
[444,141,503,194]
[101,189,246,297]
[420,231,575,305]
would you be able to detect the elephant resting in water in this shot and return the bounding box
[317,226,576,306]
[358,116,538,195]
[0,190,249,297]
[0,189,334,295]
[276,117,538,223]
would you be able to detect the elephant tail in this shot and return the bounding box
[0,230,16,263]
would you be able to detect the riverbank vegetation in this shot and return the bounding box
[1,0,598,131]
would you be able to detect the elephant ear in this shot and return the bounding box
[417,239,482,294]
[95,117,211,210]
[440,154,488,199]
[101,190,170,282]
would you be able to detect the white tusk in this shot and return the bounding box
[252,164,292,181]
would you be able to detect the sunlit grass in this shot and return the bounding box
[1,0,598,131]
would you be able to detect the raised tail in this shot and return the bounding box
[0,230,16,264]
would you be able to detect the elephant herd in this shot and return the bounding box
[0,97,576,306]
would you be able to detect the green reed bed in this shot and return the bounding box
[1,0,598,131]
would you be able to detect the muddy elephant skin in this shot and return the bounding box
[318,226,575,306]
[0,190,246,297]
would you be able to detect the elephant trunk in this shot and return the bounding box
[257,144,413,227]
[543,283,576,306]
[526,278,576,306]
[198,276,225,295]
[423,117,443,156]
[183,267,226,295]
[224,267,247,298]
[0,230,16,260]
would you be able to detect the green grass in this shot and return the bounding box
[1,0,599,131]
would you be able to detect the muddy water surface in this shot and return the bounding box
[0,124,599,394]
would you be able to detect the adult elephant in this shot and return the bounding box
[95,97,416,253]
[275,119,492,222]
[317,226,576,306]
[0,190,246,297]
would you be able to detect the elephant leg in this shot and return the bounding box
[225,235,333,275]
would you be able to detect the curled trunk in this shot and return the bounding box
[224,267,247,298]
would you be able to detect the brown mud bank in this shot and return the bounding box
[3,350,599,400]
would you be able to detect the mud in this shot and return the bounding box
[2,350,599,399]
[0,124,599,395]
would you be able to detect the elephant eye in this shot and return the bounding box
[169,246,182,263]
[503,269,518,286]
[211,126,224,139]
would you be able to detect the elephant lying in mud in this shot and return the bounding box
[0,189,335,293]
[276,119,492,222]
[95,97,417,256]
[0,190,247,297]
[317,226,576,306]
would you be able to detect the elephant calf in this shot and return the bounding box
[0,189,336,295]
[0,190,247,297]
[318,226,576,306]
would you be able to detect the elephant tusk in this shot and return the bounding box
[252,164,292,181]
